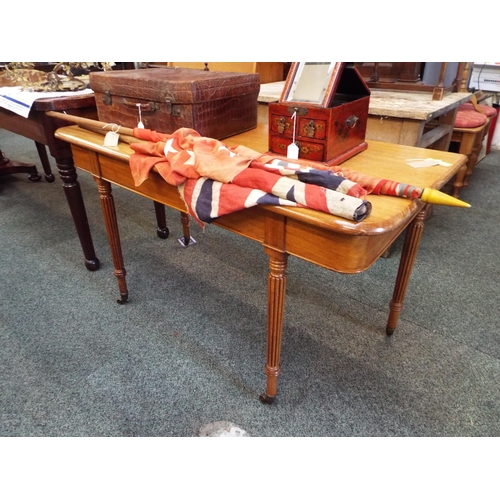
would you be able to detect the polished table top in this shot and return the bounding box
[0,92,96,146]
[55,120,467,273]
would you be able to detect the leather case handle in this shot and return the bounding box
[120,98,158,112]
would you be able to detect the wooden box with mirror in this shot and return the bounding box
[268,62,371,165]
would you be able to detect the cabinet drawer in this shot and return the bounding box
[269,134,325,162]
[270,114,327,141]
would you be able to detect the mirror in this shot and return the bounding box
[284,62,340,105]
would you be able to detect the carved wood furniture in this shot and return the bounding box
[0,93,100,270]
[54,107,467,403]
[355,63,466,101]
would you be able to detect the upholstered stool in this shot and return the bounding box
[449,101,493,197]
[462,101,498,155]
[458,102,497,152]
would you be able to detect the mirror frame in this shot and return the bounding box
[280,62,344,108]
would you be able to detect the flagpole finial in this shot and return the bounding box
[420,188,471,208]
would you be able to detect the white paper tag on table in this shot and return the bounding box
[104,131,120,147]
[406,158,452,168]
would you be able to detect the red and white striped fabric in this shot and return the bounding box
[129,127,372,225]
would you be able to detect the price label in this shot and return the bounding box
[287,142,299,160]
[104,131,119,147]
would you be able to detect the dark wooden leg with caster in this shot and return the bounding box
[55,155,100,271]
[34,141,55,182]
[179,211,193,247]
[386,206,427,335]
[153,201,169,239]
[0,149,41,182]
[94,177,128,304]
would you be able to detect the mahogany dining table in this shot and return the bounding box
[53,112,468,404]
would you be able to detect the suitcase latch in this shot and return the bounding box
[103,91,112,105]
[165,98,181,117]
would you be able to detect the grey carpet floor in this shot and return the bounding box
[1,127,499,437]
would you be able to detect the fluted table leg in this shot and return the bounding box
[94,177,128,304]
[260,213,287,404]
[386,206,428,335]
[260,249,288,404]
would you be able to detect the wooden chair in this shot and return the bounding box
[449,96,497,197]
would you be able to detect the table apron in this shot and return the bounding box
[71,144,413,274]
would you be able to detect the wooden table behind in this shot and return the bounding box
[366,90,472,150]
[0,93,101,271]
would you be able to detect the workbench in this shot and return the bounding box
[366,90,472,150]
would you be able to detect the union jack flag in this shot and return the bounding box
[129,127,372,226]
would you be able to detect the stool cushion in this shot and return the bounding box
[454,108,488,128]
[459,102,497,117]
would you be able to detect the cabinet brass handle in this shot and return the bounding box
[345,115,359,128]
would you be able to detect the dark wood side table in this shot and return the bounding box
[0,93,100,270]
[0,147,41,182]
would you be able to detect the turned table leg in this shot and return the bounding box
[452,163,467,198]
[55,155,100,271]
[153,201,169,239]
[94,177,128,304]
[179,211,194,247]
[34,141,55,182]
[386,206,428,335]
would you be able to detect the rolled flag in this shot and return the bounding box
[129,127,372,225]
[370,178,470,207]
[257,154,471,209]
[44,111,468,210]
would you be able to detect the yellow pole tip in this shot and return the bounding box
[420,188,471,208]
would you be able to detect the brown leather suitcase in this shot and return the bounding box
[89,68,260,139]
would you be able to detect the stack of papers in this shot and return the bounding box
[0,87,93,118]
